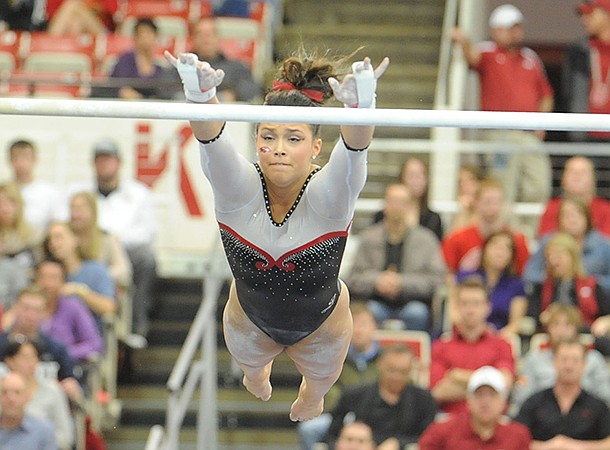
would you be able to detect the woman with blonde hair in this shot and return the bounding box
[526,232,610,329]
[69,191,132,290]
[0,183,40,282]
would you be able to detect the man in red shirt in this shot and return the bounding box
[442,178,530,277]
[430,277,515,415]
[564,0,610,141]
[452,4,554,235]
[420,365,532,450]
[537,155,610,238]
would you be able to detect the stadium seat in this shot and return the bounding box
[117,0,191,39]
[374,329,431,388]
[21,32,96,74]
[0,31,23,72]
[528,333,595,352]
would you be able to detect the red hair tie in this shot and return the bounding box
[272,80,324,103]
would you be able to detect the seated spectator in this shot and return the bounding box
[525,232,610,330]
[297,302,381,450]
[7,140,64,237]
[105,17,169,100]
[43,221,117,325]
[456,230,527,337]
[442,178,530,278]
[448,164,483,233]
[190,16,262,102]
[35,259,104,364]
[373,158,443,240]
[0,183,39,279]
[515,338,610,448]
[69,191,132,291]
[0,287,81,401]
[0,371,57,450]
[0,0,46,31]
[537,155,610,238]
[430,277,515,415]
[46,0,117,35]
[525,197,610,294]
[346,183,446,331]
[3,340,73,450]
[512,304,610,411]
[335,421,376,450]
[325,344,437,450]
[419,366,532,450]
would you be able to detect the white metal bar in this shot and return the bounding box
[3,97,610,131]
[144,425,164,450]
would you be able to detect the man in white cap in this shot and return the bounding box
[419,365,532,449]
[452,4,554,238]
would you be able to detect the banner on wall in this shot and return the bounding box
[0,115,254,276]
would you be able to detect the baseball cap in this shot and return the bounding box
[467,366,507,397]
[93,139,120,159]
[489,4,524,29]
[578,0,610,15]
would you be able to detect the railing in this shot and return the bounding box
[145,238,230,450]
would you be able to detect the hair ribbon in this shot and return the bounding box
[272,80,324,103]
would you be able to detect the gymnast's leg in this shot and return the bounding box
[285,282,353,422]
[223,282,284,401]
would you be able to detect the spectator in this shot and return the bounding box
[46,0,117,35]
[0,371,57,450]
[87,139,157,338]
[563,0,610,142]
[419,365,531,450]
[525,232,610,330]
[430,277,515,415]
[297,302,381,450]
[515,338,610,448]
[335,421,377,450]
[442,178,530,277]
[325,344,437,450]
[0,0,46,31]
[373,158,443,240]
[35,259,104,363]
[448,164,483,233]
[190,16,262,102]
[6,139,64,237]
[0,287,81,400]
[346,183,446,331]
[3,340,73,450]
[69,191,132,291]
[456,230,527,337]
[0,183,38,295]
[43,221,117,325]
[526,197,610,294]
[451,4,553,219]
[537,156,610,238]
[512,304,610,411]
[105,17,170,100]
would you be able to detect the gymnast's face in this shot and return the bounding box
[256,123,322,188]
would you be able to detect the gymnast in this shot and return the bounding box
[165,48,389,421]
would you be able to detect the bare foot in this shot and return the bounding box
[289,396,324,422]
[242,375,272,401]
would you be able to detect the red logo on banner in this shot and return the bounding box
[135,122,204,217]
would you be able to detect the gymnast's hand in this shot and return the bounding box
[329,56,389,108]
[164,51,225,103]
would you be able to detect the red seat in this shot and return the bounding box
[0,31,24,71]
[21,32,96,74]
[219,38,255,69]
[2,71,88,98]
[118,0,192,38]
[374,329,431,388]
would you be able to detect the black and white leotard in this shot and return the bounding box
[199,131,367,346]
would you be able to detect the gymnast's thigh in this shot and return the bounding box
[223,281,284,367]
[285,282,353,378]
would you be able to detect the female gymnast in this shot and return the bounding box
[166,48,389,421]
